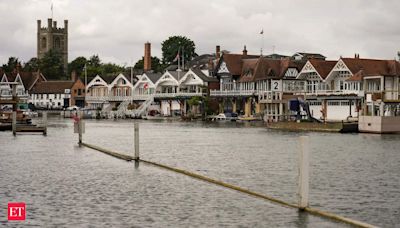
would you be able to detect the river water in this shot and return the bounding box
[0,118,399,227]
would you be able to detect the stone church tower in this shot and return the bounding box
[37,18,68,73]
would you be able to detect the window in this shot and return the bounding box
[41,37,46,49]
[78,89,82,96]
[54,37,61,49]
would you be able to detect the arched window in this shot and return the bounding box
[41,37,47,49]
[54,37,61,49]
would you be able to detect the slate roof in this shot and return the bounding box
[191,69,218,82]
[293,52,326,60]
[168,71,188,81]
[145,73,162,84]
[31,81,75,94]
[187,54,215,70]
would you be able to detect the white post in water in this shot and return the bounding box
[12,111,17,136]
[43,112,47,135]
[78,111,83,144]
[298,136,309,209]
[134,122,139,160]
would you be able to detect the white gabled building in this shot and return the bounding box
[132,72,159,99]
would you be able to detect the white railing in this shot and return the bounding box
[305,90,363,96]
[86,92,205,102]
[210,90,255,96]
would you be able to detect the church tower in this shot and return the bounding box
[37,18,68,73]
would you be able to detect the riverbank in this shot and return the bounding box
[267,121,358,133]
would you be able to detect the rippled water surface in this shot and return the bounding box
[1,117,399,227]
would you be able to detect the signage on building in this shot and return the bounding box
[64,89,71,94]
[271,80,282,91]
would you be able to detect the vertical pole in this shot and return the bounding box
[78,121,82,144]
[298,136,309,210]
[134,122,139,160]
[12,111,17,136]
[78,111,83,144]
[43,111,47,135]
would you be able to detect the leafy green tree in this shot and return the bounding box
[102,63,125,75]
[23,58,40,72]
[134,56,164,73]
[39,49,65,79]
[89,55,101,67]
[68,56,87,76]
[161,36,197,65]
[1,57,20,73]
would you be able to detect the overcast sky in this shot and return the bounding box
[1,0,400,66]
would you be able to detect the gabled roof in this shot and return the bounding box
[238,59,259,82]
[238,58,305,82]
[187,54,215,70]
[5,71,46,90]
[31,81,75,94]
[190,68,218,82]
[168,70,188,81]
[145,73,162,84]
[341,58,400,77]
[308,59,337,79]
[217,53,259,76]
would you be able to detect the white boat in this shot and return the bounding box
[210,113,238,121]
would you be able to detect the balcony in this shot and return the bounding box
[210,90,255,97]
[304,90,363,97]
[86,92,206,102]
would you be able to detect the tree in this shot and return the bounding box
[39,49,65,79]
[23,58,40,72]
[133,56,164,73]
[102,63,125,75]
[161,36,197,65]
[1,57,20,73]
[68,56,87,76]
[89,55,101,67]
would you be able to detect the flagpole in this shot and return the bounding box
[177,47,180,81]
[182,47,185,70]
[51,2,54,19]
[260,28,264,56]
[84,64,87,108]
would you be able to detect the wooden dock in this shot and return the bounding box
[16,125,47,134]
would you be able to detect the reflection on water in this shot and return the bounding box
[1,117,399,227]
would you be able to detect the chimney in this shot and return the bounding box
[216,45,221,58]
[64,20,68,31]
[144,42,151,72]
[47,18,53,31]
[37,20,41,32]
[71,71,78,82]
[243,45,248,57]
[53,21,57,28]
